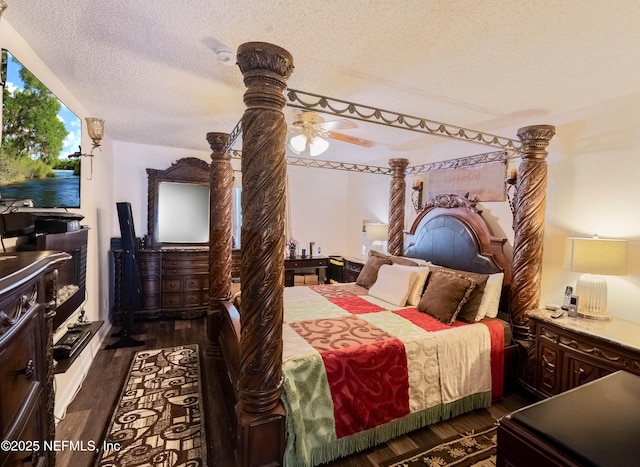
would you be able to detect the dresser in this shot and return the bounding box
[113,248,209,320]
[524,309,640,398]
[0,251,70,467]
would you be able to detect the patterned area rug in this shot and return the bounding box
[380,425,497,467]
[97,344,206,467]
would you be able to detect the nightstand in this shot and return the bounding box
[525,309,640,398]
[343,256,366,283]
[283,256,329,287]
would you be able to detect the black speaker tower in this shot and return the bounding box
[105,202,145,349]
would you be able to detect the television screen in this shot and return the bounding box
[1,49,81,208]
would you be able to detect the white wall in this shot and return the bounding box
[538,94,640,323]
[402,95,640,323]
[284,165,391,258]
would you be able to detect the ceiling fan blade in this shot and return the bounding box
[316,119,358,131]
[327,131,375,148]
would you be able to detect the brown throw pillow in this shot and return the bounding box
[370,249,422,266]
[417,269,476,325]
[356,256,393,288]
[427,266,489,323]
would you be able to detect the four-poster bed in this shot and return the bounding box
[206,42,555,466]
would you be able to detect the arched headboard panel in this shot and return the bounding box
[404,194,512,289]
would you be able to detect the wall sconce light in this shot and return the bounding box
[564,235,628,320]
[68,117,105,180]
[411,179,423,213]
[505,167,518,220]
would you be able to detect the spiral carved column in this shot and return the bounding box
[510,125,555,341]
[235,42,293,467]
[388,158,409,256]
[206,132,233,357]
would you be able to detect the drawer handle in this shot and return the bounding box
[16,359,35,380]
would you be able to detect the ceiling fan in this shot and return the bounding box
[288,111,375,156]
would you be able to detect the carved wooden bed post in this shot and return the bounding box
[510,124,556,342]
[388,158,409,256]
[207,132,233,356]
[235,42,293,467]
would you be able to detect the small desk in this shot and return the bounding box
[284,256,328,287]
[498,370,640,467]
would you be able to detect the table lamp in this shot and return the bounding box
[564,236,628,320]
[366,223,388,253]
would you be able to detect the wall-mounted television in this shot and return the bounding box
[1,49,81,209]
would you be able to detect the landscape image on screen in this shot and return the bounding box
[1,49,81,208]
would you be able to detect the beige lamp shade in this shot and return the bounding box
[366,223,388,242]
[564,237,628,276]
[564,236,628,319]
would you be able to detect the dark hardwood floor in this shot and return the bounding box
[54,317,532,467]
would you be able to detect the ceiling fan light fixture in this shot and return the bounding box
[288,134,329,156]
[289,134,307,154]
[309,135,329,156]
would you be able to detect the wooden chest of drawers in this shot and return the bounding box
[113,248,209,320]
[499,371,640,467]
[138,250,161,311]
[524,310,640,398]
[161,251,209,317]
[0,251,70,467]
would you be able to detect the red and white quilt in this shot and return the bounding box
[281,283,504,466]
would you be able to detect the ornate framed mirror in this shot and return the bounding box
[146,157,210,248]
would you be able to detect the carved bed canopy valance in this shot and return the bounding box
[224,89,522,176]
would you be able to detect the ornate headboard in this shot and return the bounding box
[404,194,512,310]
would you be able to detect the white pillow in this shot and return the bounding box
[368,264,418,307]
[475,272,504,320]
[386,264,430,306]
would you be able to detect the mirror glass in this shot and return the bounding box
[157,181,209,243]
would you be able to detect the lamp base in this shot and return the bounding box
[577,310,611,321]
[576,273,608,320]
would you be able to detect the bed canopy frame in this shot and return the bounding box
[205,42,555,466]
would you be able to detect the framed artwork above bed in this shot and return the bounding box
[427,161,507,202]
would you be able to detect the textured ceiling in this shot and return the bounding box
[4,1,640,164]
